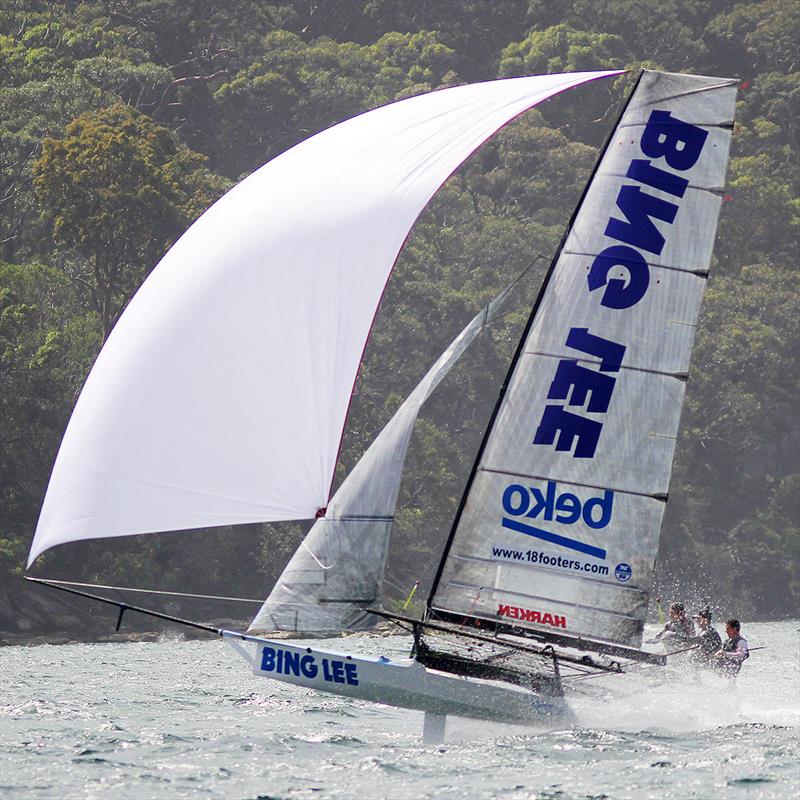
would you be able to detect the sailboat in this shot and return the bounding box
[26,68,737,740]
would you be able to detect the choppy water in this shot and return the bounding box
[1,621,798,799]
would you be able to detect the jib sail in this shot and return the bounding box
[249,279,519,634]
[429,70,738,648]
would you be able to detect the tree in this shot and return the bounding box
[0,260,99,578]
[33,103,229,337]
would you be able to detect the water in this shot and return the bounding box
[2,621,798,799]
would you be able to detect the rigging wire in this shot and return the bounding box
[25,578,264,604]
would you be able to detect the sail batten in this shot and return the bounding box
[430,70,737,649]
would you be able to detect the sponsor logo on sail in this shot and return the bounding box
[497,603,567,629]
[533,110,709,459]
[501,480,613,559]
[615,562,633,582]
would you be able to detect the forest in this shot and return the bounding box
[0,0,797,637]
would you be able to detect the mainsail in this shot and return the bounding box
[249,279,520,634]
[429,70,738,649]
[27,71,620,567]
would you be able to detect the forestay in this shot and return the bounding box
[430,71,737,648]
[28,71,621,566]
[249,280,518,634]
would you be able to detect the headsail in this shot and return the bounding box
[429,70,738,649]
[28,71,621,567]
[249,278,521,634]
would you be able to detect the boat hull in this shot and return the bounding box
[230,635,571,725]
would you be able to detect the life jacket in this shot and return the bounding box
[723,634,749,658]
[695,627,721,657]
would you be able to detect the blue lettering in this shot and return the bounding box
[566,327,625,371]
[260,647,359,684]
[640,110,708,171]
[344,663,359,685]
[547,359,615,413]
[533,406,603,459]
[554,491,581,524]
[283,650,300,676]
[582,490,614,529]
[526,480,556,521]
[330,660,346,683]
[503,481,614,537]
[605,186,679,255]
[260,646,276,672]
[532,107,706,460]
[587,245,651,309]
[300,654,318,678]
[502,484,529,516]
[626,159,688,197]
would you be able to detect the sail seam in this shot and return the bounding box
[588,177,726,196]
[560,250,711,276]
[442,581,641,621]
[522,350,690,381]
[477,467,669,501]
[318,598,376,604]
[618,119,734,130]
[626,80,738,106]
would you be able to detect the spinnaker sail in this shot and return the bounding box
[429,71,738,649]
[249,278,521,634]
[28,71,621,567]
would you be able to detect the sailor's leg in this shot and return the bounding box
[422,711,447,744]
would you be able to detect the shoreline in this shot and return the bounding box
[0,621,402,647]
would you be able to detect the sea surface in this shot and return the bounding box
[1,621,798,800]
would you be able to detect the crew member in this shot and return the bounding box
[649,601,694,646]
[714,619,749,677]
[690,607,722,663]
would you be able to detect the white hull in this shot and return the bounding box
[225,632,571,726]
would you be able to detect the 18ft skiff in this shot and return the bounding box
[26,69,737,738]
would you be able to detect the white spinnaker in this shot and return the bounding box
[249,280,518,633]
[430,71,737,648]
[28,71,621,566]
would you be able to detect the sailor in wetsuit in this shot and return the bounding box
[714,618,749,677]
[689,607,722,664]
[649,601,695,647]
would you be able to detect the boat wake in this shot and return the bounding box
[569,638,799,733]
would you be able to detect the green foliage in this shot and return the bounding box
[525,1,715,70]
[213,29,458,175]
[32,103,229,336]
[0,261,101,580]
[707,0,800,74]
[500,24,631,75]
[0,0,797,631]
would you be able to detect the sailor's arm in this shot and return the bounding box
[714,639,748,662]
